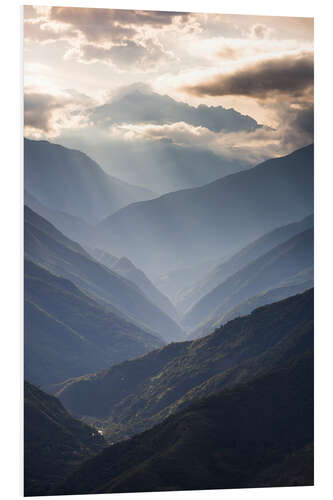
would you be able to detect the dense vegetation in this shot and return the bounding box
[55,351,313,494]
[56,290,313,443]
[24,381,106,496]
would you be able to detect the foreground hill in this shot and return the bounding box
[24,206,184,342]
[90,249,179,320]
[24,138,155,223]
[183,228,313,330]
[55,352,313,494]
[178,214,313,313]
[24,381,106,497]
[56,290,313,443]
[25,260,164,387]
[96,144,313,275]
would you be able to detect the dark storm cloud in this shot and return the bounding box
[183,51,313,99]
[293,105,314,136]
[89,84,261,133]
[277,102,314,151]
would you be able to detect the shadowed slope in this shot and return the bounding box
[24,381,106,497]
[56,290,313,444]
[55,352,313,494]
[25,259,164,387]
[25,206,184,342]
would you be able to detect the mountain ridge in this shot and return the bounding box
[183,227,313,330]
[56,289,313,443]
[96,144,314,275]
[24,138,156,223]
[54,350,313,494]
[25,205,184,342]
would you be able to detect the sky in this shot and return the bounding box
[24,5,314,172]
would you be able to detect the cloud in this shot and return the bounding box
[109,121,214,146]
[67,38,174,70]
[24,7,183,71]
[49,7,189,44]
[194,13,313,42]
[24,90,92,136]
[250,24,272,39]
[24,5,37,20]
[24,92,67,133]
[90,84,261,133]
[183,50,313,99]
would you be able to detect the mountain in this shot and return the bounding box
[96,144,314,275]
[24,138,155,223]
[56,290,313,444]
[183,228,313,330]
[90,249,179,320]
[24,381,106,497]
[178,214,314,312]
[91,85,261,134]
[24,189,97,246]
[64,86,256,193]
[25,259,164,387]
[55,352,313,495]
[91,140,250,194]
[189,278,313,340]
[24,206,184,342]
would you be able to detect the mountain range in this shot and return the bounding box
[24,138,155,223]
[178,214,313,313]
[95,144,314,275]
[89,249,179,321]
[62,85,255,193]
[25,259,164,387]
[183,227,313,331]
[55,289,313,444]
[24,206,184,343]
[189,278,313,340]
[23,135,314,494]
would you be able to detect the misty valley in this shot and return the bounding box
[24,138,314,496]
